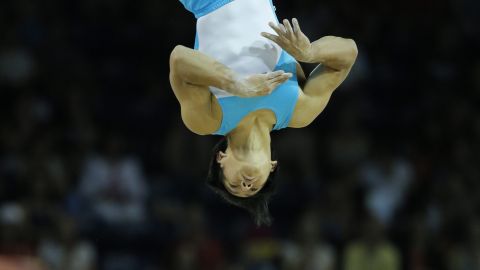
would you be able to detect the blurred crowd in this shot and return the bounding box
[1,0,480,269]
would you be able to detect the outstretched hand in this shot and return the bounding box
[231,70,292,97]
[261,18,313,63]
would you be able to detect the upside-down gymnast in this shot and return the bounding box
[170,0,358,225]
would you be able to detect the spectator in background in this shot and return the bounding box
[344,216,400,270]
[0,257,45,270]
[172,204,225,270]
[38,215,97,270]
[405,215,431,270]
[0,204,44,270]
[0,36,36,87]
[327,106,370,171]
[360,146,413,226]
[281,209,336,270]
[78,135,147,225]
[0,126,27,203]
[242,227,281,270]
[26,135,68,203]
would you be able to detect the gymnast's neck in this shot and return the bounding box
[226,115,273,158]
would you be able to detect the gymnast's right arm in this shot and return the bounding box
[169,45,292,99]
[170,45,236,96]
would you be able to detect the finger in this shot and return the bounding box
[292,18,302,36]
[268,72,292,81]
[269,73,291,84]
[257,87,272,96]
[266,70,285,79]
[256,91,269,96]
[261,32,281,44]
[268,22,285,36]
[283,19,295,40]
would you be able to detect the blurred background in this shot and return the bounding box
[1,0,480,269]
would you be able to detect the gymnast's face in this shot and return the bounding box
[217,148,277,198]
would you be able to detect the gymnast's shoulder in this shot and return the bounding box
[180,96,222,136]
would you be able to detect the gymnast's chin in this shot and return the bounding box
[206,130,280,226]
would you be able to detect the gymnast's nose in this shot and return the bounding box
[241,181,253,189]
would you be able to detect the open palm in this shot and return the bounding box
[233,70,292,97]
[261,18,313,63]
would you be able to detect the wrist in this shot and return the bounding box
[223,72,245,96]
[302,46,315,63]
[217,65,238,92]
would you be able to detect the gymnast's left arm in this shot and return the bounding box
[262,18,358,71]
[262,18,358,128]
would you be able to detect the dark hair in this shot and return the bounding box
[206,138,279,226]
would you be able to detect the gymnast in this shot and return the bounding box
[170,0,358,225]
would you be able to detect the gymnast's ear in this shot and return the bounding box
[217,151,227,167]
[270,161,278,172]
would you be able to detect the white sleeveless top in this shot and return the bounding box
[195,0,283,98]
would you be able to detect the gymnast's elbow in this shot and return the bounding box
[336,39,358,71]
[345,39,358,66]
[169,45,189,69]
[323,37,358,71]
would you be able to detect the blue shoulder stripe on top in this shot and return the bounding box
[179,0,234,18]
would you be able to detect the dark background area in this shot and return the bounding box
[1,0,480,269]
